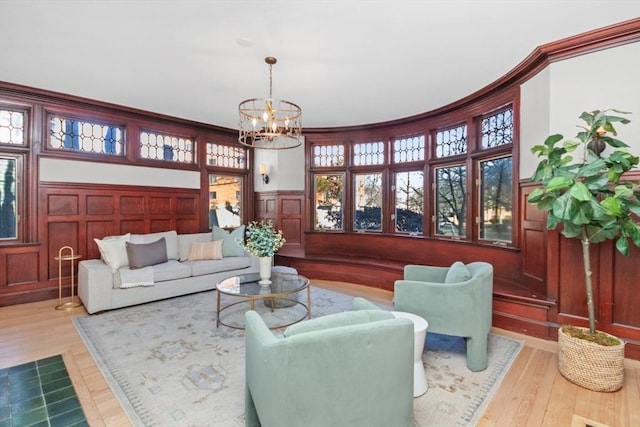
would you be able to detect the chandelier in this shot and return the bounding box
[238,57,302,149]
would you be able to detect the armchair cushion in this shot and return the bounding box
[444,261,472,283]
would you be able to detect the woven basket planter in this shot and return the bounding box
[558,326,625,392]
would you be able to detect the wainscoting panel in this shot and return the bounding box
[6,250,39,286]
[0,182,201,306]
[255,191,304,256]
[47,221,79,280]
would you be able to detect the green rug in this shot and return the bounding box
[73,287,522,426]
[0,355,88,427]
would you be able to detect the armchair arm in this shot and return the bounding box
[282,309,393,337]
[394,279,489,334]
[403,264,448,282]
[351,296,384,311]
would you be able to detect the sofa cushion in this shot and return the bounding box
[283,310,394,337]
[178,233,213,261]
[184,257,252,277]
[126,237,168,269]
[113,260,191,287]
[153,260,192,283]
[445,261,472,283]
[94,233,131,271]
[130,230,179,260]
[213,225,246,257]
[188,240,223,261]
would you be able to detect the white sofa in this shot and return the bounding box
[78,229,259,314]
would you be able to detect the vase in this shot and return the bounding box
[557,326,625,392]
[258,256,273,286]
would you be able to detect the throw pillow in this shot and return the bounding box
[125,237,168,269]
[444,261,472,284]
[94,233,131,271]
[188,240,223,261]
[212,225,246,257]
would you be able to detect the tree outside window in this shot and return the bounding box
[479,156,512,242]
[434,165,466,237]
[314,174,344,230]
[395,171,423,233]
[0,157,17,239]
[354,173,382,232]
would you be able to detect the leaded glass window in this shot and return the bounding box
[208,174,243,229]
[479,156,512,243]
[353,141,384,166]
[206,143,246,169]
[0,156,17,239]
[49,116,123,155]
[394,171,423,234]
[140,130,194,163]
[354,173,382,231]
[436,124,467,158]
[393,135,425,163]
[0,109,25,145]
[434,165,466,237]
[314,174,344,231]
[313,144,345,167]
[481,107,513,149]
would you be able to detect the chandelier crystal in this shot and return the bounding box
[238,57,302,149]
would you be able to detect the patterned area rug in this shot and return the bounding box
[73,286,522,426]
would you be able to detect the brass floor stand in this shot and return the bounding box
[55,246,83,310]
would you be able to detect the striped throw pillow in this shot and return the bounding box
[188,240,223,261]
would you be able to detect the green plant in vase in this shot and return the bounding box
[238,221,286,285]
[239,221,286,257]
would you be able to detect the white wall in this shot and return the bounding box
[520,41,640,179]
[40,158,201,188]
[520,67,551,179]
[253,137,305,191]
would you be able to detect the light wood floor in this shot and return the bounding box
[1,281,639,427]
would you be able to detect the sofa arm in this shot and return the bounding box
[78,260,115,314]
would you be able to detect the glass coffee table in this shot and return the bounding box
[216,272,311,329]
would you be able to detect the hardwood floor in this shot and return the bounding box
[1,280,639,427]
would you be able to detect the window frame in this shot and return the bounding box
[306,97,517,246]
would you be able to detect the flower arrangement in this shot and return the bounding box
[238,221,286,257]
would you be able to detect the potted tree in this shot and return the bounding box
[528,109,640,392]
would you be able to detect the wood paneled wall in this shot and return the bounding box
[0,182,200,306]
[255,191,305,257]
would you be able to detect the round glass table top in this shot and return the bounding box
[217,272,309,297]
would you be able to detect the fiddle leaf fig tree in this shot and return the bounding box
[528,109,640,336]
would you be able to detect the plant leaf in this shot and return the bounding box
[600,196,623,216]
[569,182,593,201]
[546,176,572,192]
[616,236,630,256]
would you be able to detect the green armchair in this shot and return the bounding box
[393,261,493,371]
[244,302,415,427]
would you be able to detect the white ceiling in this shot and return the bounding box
[2,1,639,130]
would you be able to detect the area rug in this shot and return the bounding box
[73,286,523,427]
